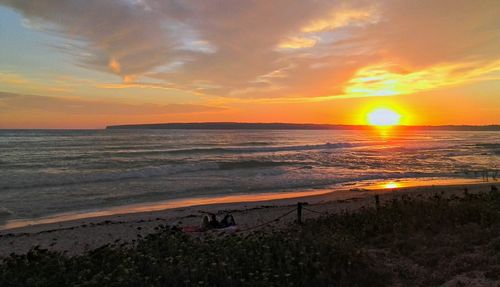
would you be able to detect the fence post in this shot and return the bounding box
[374,195,380,211]
[297,202,303,224]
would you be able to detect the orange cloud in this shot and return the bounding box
[0,91,224,115]
[344,61,500,98]
[301,7,379,33]
[0,72,29,85]
[108,57,121,74]
[277,37,317,50]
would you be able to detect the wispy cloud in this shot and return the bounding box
[0,91,224,115]
[276,37,318,50]
[1,0,214,84]
[0,71,77,94]
[1,0,499,103]
[345,61,500,98]
[300,6,380,33]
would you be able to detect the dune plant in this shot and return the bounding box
[0,189,499,286]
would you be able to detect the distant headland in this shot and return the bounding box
[106,122,500,131]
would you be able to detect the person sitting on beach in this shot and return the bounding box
[201,215,211,230]
[209,213,219,228]
[201,213,220,230]
[200,213,236,230]
[220,213,236,227]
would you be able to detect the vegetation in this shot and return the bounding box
[1,189,499,286]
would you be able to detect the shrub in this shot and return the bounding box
[1,191,499,286]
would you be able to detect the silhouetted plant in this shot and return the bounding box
[1,191,499,286]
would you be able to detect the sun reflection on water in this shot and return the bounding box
[382,182,400,189]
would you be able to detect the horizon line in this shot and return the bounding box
[1,121,500,131]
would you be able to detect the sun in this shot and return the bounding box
[367,108,401,127]
[382,182,400,189]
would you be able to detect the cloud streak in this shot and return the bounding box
[0,91,223,115]
[345,61,500,98]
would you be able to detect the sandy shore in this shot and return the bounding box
[0,180,496,257]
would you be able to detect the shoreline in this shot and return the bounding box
[0,179,496,256]
[0,177,484,231]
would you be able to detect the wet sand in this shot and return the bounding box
[0,180,496,256]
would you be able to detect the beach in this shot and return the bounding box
[0,180,495,256]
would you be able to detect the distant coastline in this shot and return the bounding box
[106,122,500,131]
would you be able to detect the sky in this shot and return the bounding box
[0,0,499,129]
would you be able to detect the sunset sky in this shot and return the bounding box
[0,0,499,129]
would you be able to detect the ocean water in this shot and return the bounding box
[0,129,498,226]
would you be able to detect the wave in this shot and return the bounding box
[475,143,500,148]
[0,207,13,218]
[0,162,220,191]
[0,159,306,190]
[48,142,358,158]
[217,160,297,170]
[165,142,358,155]
[3,143,361,164]
[232,141,274,146]
[475,143,500,155]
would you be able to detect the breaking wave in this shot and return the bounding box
[165,142,358,155]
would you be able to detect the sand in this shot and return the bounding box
[0,181,496,257]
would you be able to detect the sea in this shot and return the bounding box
[0,129,498,228]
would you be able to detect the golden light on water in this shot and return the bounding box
[367,108,401,127]
[383,182,400,189]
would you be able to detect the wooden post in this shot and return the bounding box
[374,195,380,211]
[297,202,303,225]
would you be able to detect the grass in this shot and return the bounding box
[1,189,499,286]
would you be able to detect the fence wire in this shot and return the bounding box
[237,207,297,232]
[302,206,327,215]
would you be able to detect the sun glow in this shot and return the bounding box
[382,182,400,189]
[367,108,401,127]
